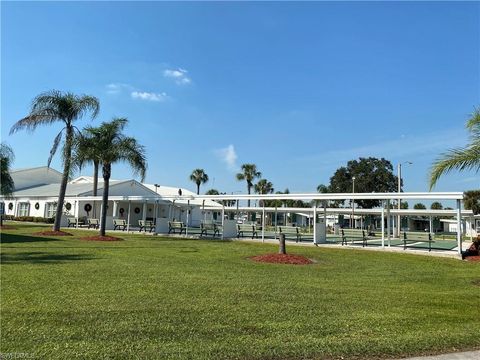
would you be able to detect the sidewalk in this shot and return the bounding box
[400,350,480,360]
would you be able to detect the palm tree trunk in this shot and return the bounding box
[197,183,200,195]
[100,163,111,237]
[53,126,73,231]
[93,161,99,217]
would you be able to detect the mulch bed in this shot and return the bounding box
[465,256,480,262]
[80,235,123,242]
[33,231,73,236]
[0,225,17,230]
[250,253,313,265]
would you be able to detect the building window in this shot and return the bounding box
[45,203,56,218]
[18,203,30,217]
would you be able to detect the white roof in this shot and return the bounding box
[143,184,220,207]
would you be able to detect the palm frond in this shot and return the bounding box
[429,144,480,189]
[47,129,64,168]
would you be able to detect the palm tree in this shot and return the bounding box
[10,90,99,231]
[1,143,15,227]
[73,130,102,197]
[189,169,209,195]
[254,179,274,207]
[430,108,480,189]
[85,118,147,236]
[236,163,261,207]
[205,189,220,195]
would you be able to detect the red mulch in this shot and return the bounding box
[80,235,123,242]
[465,256,480,262]
[250,253,313,265]
[0,225,17,230]
[33,230,73,236]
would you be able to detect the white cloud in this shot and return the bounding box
[131,91,169,102]
[163,68,191,85]
[106,83,132,94]
[215,145,238,171]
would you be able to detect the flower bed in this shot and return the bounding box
[250,253,313,265]
[80,235,122,242]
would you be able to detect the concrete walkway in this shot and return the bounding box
[400,350,480,359]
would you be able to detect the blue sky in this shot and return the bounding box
[2,1,479,198]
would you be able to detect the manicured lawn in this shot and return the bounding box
[1,223,479,359]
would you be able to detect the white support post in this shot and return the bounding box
[186,200,190,237]
[127,200,131,232]
[381,200,385,249]
[274,206,278,239]
[313,203,317,245]
[142,201,147,231]
[261,205,265,243]
[470,216,473,242]
[75,200,79,228]
[387,200,391,247]
[456,199,462,255]
[221,205,225,240]
[112,201,118,218]
[429,216,433,234]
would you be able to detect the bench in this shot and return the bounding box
[200,222,221,237]
[139,220,155,233]
[278,226,301,243]
[341,229,368,247]
[403,232,434,252]
[87,218,99,229]
[113,219,128,231]
[67,217,86,228]
[168,221,186,235]
[237,224,258,239]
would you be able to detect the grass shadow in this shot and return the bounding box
[1,251,96,264]
[0,233,61,244]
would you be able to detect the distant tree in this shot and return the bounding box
[205,189,220,195]
[329,157,399,208]
[254,179,274,207]
[0,143,15,227]
[464,190,480,215]
[10,90,99,231]
[236,164,261,207]
[86,118,147,236]
[0,143,15,197]
[316,184,328,193]
[413,203,427,210]
[430,202,443,210]
[189,169,209,195]
[430,108,480,189]
[400,201,409,209]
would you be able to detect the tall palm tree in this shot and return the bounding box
[254,179,274,207]
[73,130,102,197]
[10,90,99,231]
[1,143,15,227]
[189,169,209,195]
[236,163,261,207]
[84,118,147,236]
[430,108,480,189]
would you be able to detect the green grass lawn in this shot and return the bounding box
[1,223,479,359]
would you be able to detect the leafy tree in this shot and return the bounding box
[236,164,261,207]
[400,201,409,209]
[430,202,443,210]
[10,90,99,231]
[0,143,15,197]
[464,190,480,215]
[205,189,220,195]
[430,108,480,189]
[189,169,209,195]
[413,203,426,210]
[329,157,399,208]
[0,143,15,227]
[84,118,146,236]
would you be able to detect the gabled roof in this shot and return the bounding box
[11,166,64,191]
[143,184,220,207]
